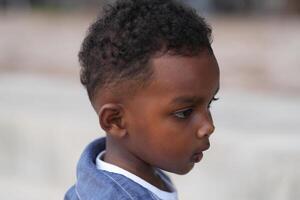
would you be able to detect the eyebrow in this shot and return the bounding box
[170,87,219,105]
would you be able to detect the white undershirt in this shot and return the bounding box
[96,151,178,200]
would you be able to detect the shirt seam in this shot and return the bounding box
[150,192,161,200]
[102,171,135,200]
[74,183,82,200]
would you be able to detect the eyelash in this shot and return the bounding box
[173,107,194,119]
[173,97,219,119]
[208,97,219,108]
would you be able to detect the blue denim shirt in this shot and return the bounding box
[64,137,173,200]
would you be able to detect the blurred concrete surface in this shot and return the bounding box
[0,12,300,200]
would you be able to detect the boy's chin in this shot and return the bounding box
[165,163,195,175]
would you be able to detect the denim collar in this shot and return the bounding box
[73,137,162,200]
[75,137,108,199]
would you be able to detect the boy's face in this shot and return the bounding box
[123,50,219,174]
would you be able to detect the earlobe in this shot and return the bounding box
[98,104,127,138]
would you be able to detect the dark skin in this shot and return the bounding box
[95,50,220,191]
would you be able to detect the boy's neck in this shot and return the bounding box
[104,137,171,192]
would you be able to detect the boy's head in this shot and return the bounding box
[79,0,219,175]
[79,0,213,105]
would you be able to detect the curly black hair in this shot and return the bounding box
[79,0,212,102]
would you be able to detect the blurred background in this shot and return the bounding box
[0,0,299,199]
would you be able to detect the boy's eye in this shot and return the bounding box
[173,108,193,119]
[208,97,219,108]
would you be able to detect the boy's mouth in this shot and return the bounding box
[191,142,210,163]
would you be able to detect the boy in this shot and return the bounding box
[65,0,219,199]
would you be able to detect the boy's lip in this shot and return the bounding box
[194,142,210,154]
[192,152,203,163]
[191,143,210,163]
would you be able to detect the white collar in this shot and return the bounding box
[96,151,178,200]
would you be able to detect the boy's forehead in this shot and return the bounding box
[121,51,219,112]
[148,51,219,93]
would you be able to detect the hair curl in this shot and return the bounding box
[79,0,212,102]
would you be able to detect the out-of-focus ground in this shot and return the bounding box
[0,12,300,200]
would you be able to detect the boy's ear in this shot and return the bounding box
[98,104,127,138]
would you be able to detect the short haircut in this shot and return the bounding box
[79,0,212,102]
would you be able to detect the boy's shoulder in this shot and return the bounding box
[64,137,161,200]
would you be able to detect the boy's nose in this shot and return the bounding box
[196,112,215,139]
